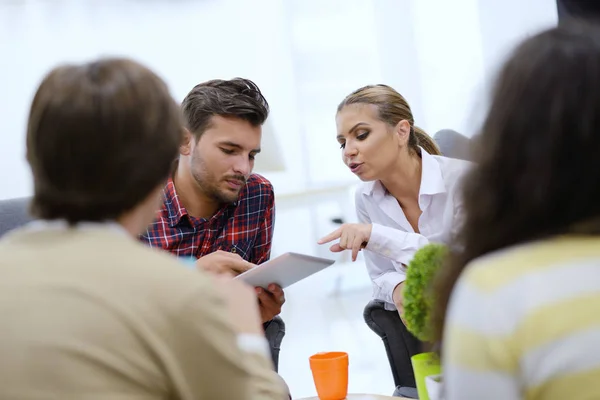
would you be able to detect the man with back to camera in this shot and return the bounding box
[0,57,287,399]
[139,78,286,366]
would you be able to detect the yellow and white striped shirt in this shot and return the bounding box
[443,236,600,400]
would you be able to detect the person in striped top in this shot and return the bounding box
[431,21,600,399]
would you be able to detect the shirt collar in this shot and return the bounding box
[163,178,238,228]
[362,146,447,200]
[419,147,447,196]
[163,178,188,227]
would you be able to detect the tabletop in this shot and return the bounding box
[297,394,409,400]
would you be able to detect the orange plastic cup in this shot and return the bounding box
[309,351,349,400]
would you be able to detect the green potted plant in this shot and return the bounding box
[402,243,448,400]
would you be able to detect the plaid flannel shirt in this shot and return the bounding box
[140,174,275,264]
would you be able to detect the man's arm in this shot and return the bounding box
[172,281,287,399]
[249,183,275,265]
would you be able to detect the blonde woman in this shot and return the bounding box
[318,85,470,389]
[319,84,470,318]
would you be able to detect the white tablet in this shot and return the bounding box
[235,252,335,289]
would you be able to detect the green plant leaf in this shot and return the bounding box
[402,243,448,342]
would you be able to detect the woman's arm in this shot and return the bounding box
[354,193,422,307]
[355,190,429,264]
[366,223,429,263]
[443,268,520,400]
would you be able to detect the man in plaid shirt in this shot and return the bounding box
[140,78,285,355]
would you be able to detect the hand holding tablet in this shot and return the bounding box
[185,250,252,275]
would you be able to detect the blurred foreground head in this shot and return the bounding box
[26,58,182,228]
[433,20,600,340]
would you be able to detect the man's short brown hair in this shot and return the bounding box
[26,58,183,224]
[181,78,269,138]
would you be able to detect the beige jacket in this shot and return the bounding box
[0,223,287,399]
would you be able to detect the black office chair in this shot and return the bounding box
[363,300,422,398]
[263,317,286,372]
[432,129,472,161]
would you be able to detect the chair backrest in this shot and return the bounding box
[0,197,33,238]
[433,129,472,161]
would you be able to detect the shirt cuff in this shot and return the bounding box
[366,223,392,256]
[237,334,271,358]
[373,271,406,306]
[366,223,429,263]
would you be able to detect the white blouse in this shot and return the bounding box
[355,148,472,310]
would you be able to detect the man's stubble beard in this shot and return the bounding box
[191,153,241,205]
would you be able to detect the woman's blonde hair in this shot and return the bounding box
[337,84,441,155]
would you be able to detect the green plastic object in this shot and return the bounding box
[411,352,442,400]
[402,243,447,342]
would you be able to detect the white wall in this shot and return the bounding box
[0,0,558,201]
[372,0,558,139]
[411,0,487,138]
[0,0,305,199]
[478,0,559,84]
[372,0,425,131]
[284,0,383,186]
[474,0,558,130]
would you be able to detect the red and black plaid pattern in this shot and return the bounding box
[140,174,275,265]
